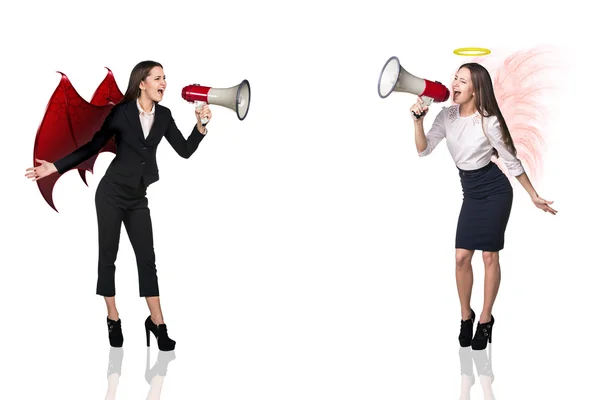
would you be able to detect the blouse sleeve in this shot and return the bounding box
[485,116,525,176]
[418,108,446,157]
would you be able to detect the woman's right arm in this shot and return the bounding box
[26,107,119,181]
[410,98,446,156]
[414,118,428,153]
[53,107,118,174]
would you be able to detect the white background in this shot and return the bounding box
[2,0,598,398]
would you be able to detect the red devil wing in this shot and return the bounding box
[90,68,123,106]
[33,69,122,212]
[77,68,124,185]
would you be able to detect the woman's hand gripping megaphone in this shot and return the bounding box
[194,102,212,127]
[410,96,431,120]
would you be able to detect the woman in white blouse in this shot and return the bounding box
[410,62,557,350]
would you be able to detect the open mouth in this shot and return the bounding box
[453,91,461,99]
[158,89,164,95]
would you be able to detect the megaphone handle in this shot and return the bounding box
[194,100,209,125]
[413,96,434,119]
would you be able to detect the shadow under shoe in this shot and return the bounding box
[107,346,124,377]
[145,348,177,384]
[459,347,474,377]
[107,317,124,348]
[458,346,475,399]
[472,346,494,383]
[459,309,476,347]
[472,315,494,350]
[145,316,176,351]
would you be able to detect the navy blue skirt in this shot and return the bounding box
[455,162,513,252]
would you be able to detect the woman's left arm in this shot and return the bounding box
[164,106,211,159]
[486,117,557,215]
[514,173,557,214]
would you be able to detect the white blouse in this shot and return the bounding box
[418,104,525,177]
[137,99,155,139]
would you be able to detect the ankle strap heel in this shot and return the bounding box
[472,315,494,350]
[458,309,475,347]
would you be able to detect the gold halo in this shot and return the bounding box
[453,47,491,56]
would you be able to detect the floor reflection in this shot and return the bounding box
[458,345,495,400]
[145,348,177,399]
[104,347,123,400]
[103,346,176,399]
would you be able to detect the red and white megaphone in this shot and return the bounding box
[377,56,449,119]
[181,79,251,124]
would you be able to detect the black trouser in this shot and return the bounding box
[94,175,159,297]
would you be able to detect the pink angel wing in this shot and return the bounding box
[452,45,564,184]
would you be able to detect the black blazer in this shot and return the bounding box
[54,100,206,188]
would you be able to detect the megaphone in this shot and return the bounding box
[377,56,449,119]
[181,79,251,124]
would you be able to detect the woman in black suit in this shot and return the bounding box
[25,60,211,351]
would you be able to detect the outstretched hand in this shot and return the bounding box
[25,158,57,181]
[531,195,557,215]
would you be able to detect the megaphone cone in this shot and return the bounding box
[181,79,251,124]
[377,56,449,119]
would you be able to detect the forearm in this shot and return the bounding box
[515,172,538,198]
[53,111,115,174]
[414,120,427,153]
[196,122,207,135]
[54,139,106,174]
[169,125,206,159]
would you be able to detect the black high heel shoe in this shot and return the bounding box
[145,316,176,351]
[107,317,124,348]
[458,309,476,347]
[145,349,177,384]
[472,315,494,350]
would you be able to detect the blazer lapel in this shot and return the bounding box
[125,101,146,142]
[146,105,164,142]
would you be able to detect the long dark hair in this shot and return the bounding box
[118,60,163,104]
[459,62,517,156]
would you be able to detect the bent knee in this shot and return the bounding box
[455,249,474,269]
[482,251,499,267]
